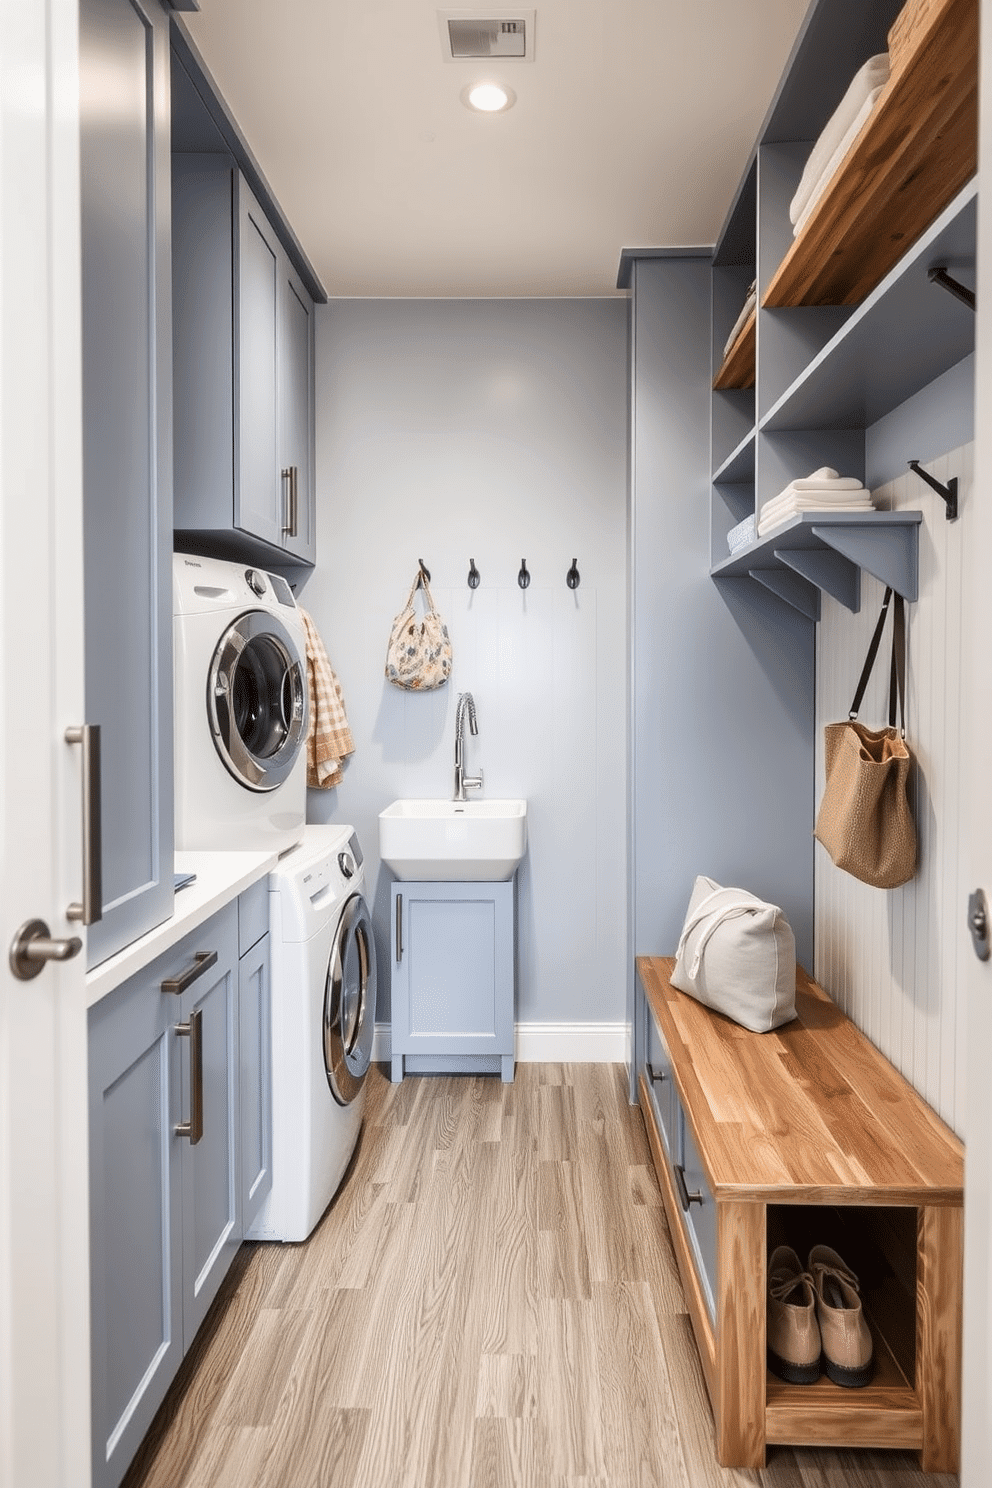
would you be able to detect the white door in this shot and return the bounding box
[962,2,992,1479]
[0,4,92,1487]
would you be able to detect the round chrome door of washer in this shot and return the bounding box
[207,610,307,792]
[324,894,377,1106]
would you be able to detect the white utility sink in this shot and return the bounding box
[378,799,528,881]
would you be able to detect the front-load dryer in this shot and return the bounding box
[173,553,308,852]
[247,824,377,1243]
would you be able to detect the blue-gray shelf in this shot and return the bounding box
[711,510,923,620]
[712,429,756,485]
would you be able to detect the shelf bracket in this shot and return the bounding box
[811,523,919,602]
[909,460,958,521]
[927,265,975,312]
[748,567,820,622]
[774,547,861,614]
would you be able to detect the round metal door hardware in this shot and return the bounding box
[9,919,82,981]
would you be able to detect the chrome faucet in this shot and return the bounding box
[454,692,484,801]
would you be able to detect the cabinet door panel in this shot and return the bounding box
[180,920,241,1344]
[237,183,281,548]
[279,267,315,562]
[239,935,273,1230]
[88,975,181,1488]
[80,0,173,969]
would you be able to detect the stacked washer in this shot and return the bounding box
[173,553,309,852]
[247,824,377,1242]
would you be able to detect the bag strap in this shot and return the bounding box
[849,587,893,720]
[888,591,907,737]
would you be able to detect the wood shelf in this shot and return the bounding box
[763,0,978,309]
[713,309,756,390]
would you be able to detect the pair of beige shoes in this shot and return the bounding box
[767,1245,874,1388]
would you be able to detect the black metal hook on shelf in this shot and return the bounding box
[467,558,480,589]
[518,559,530,590]
[928,265,976,311]
[566,558,580,590]
[909,460,958,521]
[417,558,431,585]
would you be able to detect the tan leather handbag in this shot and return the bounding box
[814,588,916,889]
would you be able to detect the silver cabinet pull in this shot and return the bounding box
[646,1063,667,1085]
[674,1163,704,1212]
[8,918,83,980]
[65,724,102,925]
[395,894,402,962]
[281,466,298,537]
[175,1007,203,1145]
[161,949,218,997]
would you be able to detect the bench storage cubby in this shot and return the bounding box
[636,956,963,1472]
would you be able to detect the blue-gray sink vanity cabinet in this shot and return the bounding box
[172,154,316,568]
[87,890,272,1488]
[390,881,515,1082]
[80,0,174,968]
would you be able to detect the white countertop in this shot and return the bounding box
[85,849,280,1008]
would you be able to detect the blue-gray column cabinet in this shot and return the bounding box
[390,881,515,1082]
[88,902,241,1488]
[80,0,174,968]
[238,879,272,1231]
[172,155,316,568]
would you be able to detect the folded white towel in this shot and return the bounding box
[758,503,874,537]
[789,466,864,492]
[790,54,890,226]
[723,281,758,359]
[762,488,869,515]
[792,85,886,237]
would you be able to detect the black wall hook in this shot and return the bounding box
[518,559,530,589]
[418,558,431,584]
[566,558,580,590]
[909,460,958,521]
[468,558,480,589]
[928,265,976,311]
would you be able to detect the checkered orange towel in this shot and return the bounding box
[298,608,354,789]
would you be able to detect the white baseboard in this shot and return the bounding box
[372,1021,626,1064]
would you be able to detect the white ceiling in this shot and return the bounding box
[183,0,810,299]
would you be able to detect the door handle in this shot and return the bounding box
[8,919,83,980]
[968,888,990,961]
[395,894,402,962]
[674,1163,704,1212]
[161,949,218,997]
[65,724,102,925]
[281,466,298,537]
[175,1007,203,1145]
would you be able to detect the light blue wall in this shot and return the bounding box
[304,298,629,1027]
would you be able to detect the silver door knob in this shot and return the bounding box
[9,919,83,981]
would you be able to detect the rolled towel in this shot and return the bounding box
[790,466,865,492]
[790,54,890,226]
[723,280,758,359]
[793,85,886,237]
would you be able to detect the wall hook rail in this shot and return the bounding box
[418,558,431,584]
[566,559,580,590]
[908,460,958,521]
[927,265,976,312]
[518,559,530,589]
[467,558,480,589]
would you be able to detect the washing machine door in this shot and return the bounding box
[324,893,377,1106]
[207,610,307,791]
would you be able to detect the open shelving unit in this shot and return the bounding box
[709,0,977,622]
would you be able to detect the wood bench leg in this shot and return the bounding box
[917,1203,963,1473]
[716,1200,767,1468]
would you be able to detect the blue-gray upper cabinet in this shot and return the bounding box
[88,903,239,1488]
[79,0,174,969]
[172,155,316,568]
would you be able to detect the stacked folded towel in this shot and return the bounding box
[723,280,757,359]
[790,53,890,237]
[757,467,873,537]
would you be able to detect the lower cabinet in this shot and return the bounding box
[88,890,271,1488]
[390,880,515,1082]
[238,880,273,1234]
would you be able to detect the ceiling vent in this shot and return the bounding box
[438,9,535,63]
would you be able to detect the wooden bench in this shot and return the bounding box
[636,956,963,1472]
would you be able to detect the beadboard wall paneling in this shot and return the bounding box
[306,298,629,1029]
[814,442,971,1135]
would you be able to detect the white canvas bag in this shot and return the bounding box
[671,875,797,1033]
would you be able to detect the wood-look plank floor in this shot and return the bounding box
[122,1065,958,1488]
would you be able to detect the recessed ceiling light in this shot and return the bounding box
[462,81,516,113]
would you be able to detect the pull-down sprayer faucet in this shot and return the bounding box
[454,692,484,802]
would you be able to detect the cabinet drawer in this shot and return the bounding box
[675,1108,717,1321]
[645,1004,677,1160]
